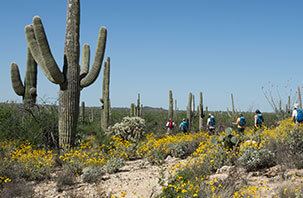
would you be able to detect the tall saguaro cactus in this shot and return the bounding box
[168,90,173,119]
[187,92,192,132]
[100,57,111,131]
[10,48,37,106]
[25,0,107,147]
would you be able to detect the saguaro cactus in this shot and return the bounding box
[10,47,37,106]
[100,57,111,131]
[136,93,141,117]
[25,0,107,147]
[130,103,136,116]
[231,93,235,115]
[168,90,173,119]
[198,92,204,131]
[187,92,192,132]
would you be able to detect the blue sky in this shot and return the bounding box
[1,0,303,112]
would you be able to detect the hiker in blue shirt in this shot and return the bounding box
[254,109,264,128]
[179,119,189,134]
[233,113,246,133]
[292,103,303,124]
[206,114,216,135]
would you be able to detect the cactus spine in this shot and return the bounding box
[298,86,302,109]
[168,90,173,119]
[25,0,107,147]
[100,57,111,131]
[187,92,192,132]
[10,47,37,106]
[198,92,204,131]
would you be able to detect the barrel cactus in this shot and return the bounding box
[24,0,107,147]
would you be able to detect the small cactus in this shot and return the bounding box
[136,93,141,117]
[198,92,204,131]
[187,92,192,132]
[298,86,302,109]
[100,57,111,131]
[168,90,173,119]
[130,103,136,116]
[10,47,37,106]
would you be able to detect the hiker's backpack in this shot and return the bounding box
[238,116,246,127]
[209,117,215,126]
[181,122,188,131]
[296,109,303,122]
[168,120,174,129]
[257,114,264,125]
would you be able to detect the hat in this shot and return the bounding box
[182,118,186,121]
[294,103,299,109]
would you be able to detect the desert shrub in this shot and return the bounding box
[238,147,275,171]
[0,178,34,198]
[285,126,303,155]
[109,116,146,142]
[158,159,211,198]
[0,102,58,147]
[168,140,200,159]
[82,167,105,183]
[103,157,125,174]
[279,184,303,198]
[56,168,77,192]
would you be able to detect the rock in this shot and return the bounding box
[216,165,235,174]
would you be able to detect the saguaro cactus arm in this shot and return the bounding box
[80,27,107,88]
[80,44,90,78]
[10,62,25,96]
[25,17,64,84]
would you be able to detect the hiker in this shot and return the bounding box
[233,113,246,133]
[179,119,189,134]
[206,114,216,135]
[166,118,176,135]
[254,109,264,128]
[292,103,303,124]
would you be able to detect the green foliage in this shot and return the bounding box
[104,157,125,174]
[238,147,275,171]
[168,141,200,159]
[0,103,58,147]
[82,167,105,183]
[109,116,146,142]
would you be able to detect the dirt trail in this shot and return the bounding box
[33,157,182,198]
[33,158,303,198]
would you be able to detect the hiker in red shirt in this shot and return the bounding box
[166,118,176,135]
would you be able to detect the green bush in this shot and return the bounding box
[109,116,146,142]
[168,141,200,159]
[238,147,275,171]
[0,103,58,147]
[82,167,105,183]
[104,157,125,174]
